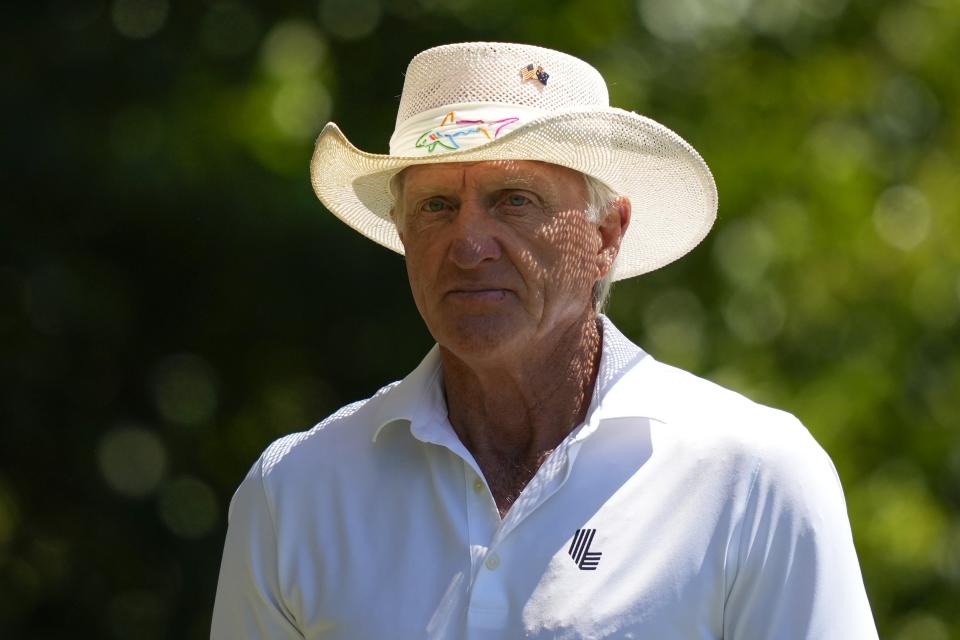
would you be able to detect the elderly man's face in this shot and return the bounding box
[396,160,611,361]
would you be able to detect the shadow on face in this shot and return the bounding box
[393,160,619,365]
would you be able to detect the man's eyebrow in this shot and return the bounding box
[502,174,535,187]
[404,182,454,197]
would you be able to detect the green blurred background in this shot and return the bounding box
[2,0,958,637]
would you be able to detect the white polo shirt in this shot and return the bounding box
[211,317,878,639]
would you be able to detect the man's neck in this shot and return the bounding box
[439,313,604,515]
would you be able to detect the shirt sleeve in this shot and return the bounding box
[723,417,878,639]
[211,454,304,639]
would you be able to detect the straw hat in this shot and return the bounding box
[310,42,717,280]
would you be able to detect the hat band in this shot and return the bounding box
[389,103,546,157]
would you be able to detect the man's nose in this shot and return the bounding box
[447,199,502,269]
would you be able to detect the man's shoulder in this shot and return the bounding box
[620,355,794,424]
[255,380,403,479]
[627,356,826,466]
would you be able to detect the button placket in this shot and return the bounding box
[462,462,510,631]
[469,549,510,631]
[465,441,582,633]
[463,464,499,579]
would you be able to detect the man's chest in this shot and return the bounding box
[267,421,746,639]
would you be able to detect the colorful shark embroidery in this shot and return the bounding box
[415,112,520,153]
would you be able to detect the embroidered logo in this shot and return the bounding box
[415,111,520,153]
[568,528,602,570]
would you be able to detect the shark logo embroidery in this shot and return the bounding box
[415,111,520,153]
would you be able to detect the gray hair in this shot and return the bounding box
[583,174,620,313]
[388,169,621,313]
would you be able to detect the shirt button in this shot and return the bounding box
[472,478,485,494]
[485,554,500,571]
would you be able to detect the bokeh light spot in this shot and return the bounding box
[854,464,947,572]
[638,0,751,43]
[320,0,382,40]
[723,285,786,344]
[892,612,950,640]
[151,353,219,426]
[876,3,938,67]
[272,79,332,140]
[259,376,334,435]
[804,120,874,183]
[871,75,940,143]
[111,0,168,40]
[758,197,811,262]
[713,217,776,287]
[745,0,801,36]
[872,185,931,251]
[157,476,219,539]
[261,19,326,80]
[97,425,167,498]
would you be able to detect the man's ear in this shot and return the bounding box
[597,196,631,277]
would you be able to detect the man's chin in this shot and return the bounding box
[433,312,528,361]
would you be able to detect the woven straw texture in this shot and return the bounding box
[396,42,608,125]
[310,42,718,281]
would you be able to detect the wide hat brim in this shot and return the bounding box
[310,106,717,281]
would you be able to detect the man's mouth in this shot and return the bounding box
[446,288,509,301]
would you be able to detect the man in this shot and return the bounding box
[212,42,877,638]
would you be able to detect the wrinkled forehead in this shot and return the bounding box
[395,160,586,198]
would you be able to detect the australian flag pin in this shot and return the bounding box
[520,63,549,86]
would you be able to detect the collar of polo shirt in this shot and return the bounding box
[370,316,670,446]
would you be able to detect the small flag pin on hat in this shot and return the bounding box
[520,63,549,86]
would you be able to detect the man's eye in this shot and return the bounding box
[505,194,530,207]
[422,199,449,213]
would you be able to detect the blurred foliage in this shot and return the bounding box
[1,0,958,637]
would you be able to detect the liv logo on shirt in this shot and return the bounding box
[568,528,602,570]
